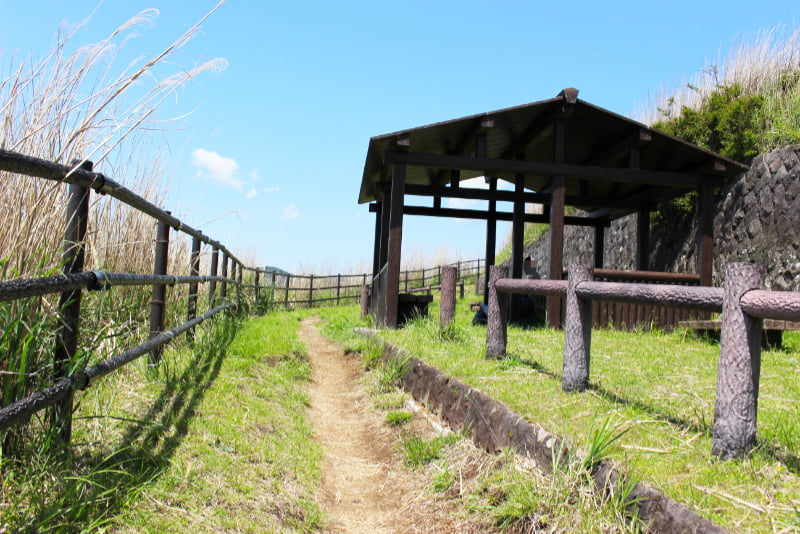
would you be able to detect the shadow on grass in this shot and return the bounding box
[10,314,240,532]
[503,352,800,476]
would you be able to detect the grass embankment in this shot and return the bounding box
[1,311,322,533]
[320,299,800,533]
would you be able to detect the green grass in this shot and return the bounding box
[337,297,800,533]
[1,310,323,533]
[386,410,414,426]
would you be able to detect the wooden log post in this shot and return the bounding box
[148,217,170,365]
[52,160,91,445]
[486,265,509,359]
[208,247,219,309]
[360,284,369,318]
[308,275,314,308]
[254,269,261,314]
[220,253,228,300]
[562,265,594,392]
[284,274,291,307]
[187,236,201,344]
[440,266,457,328]
[712,263,765,459]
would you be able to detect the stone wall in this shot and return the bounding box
[516,145,800,290]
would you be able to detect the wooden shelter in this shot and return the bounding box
[359,88,747,328]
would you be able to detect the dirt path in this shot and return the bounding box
[300,317,471,533]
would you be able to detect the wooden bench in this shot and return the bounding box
[397,293,433,325]
[678,319,800,348]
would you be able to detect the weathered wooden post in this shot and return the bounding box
[440,266,457,328]
[284,274,291,307]
[187,236,201,344]
[308,275,314,308]
[220,252,228,300]
[208,247,219,309]
[486,265,509,359]
[562,265,593,392]
[360,284,369,319]
[52,159,91,445]
[712,263,765,459]
[336,274,341,305]
[254,269,261,314]
[149,216,170,365]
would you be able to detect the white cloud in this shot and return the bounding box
[245,187,258,199]
[263,186,280,194]
[191,148,244,191]
[283,204,299,220]
[250,169,260,181]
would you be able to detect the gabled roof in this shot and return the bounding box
[359,88,747,220]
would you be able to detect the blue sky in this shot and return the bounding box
[1,0,799,273]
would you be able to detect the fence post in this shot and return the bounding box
[562,264,594,392]
[361,284,369,318]
[148,217,170,365]
[486,265,509,359]
[336,273,341,305]
[459,279,465,299]
[712,263,765,459]
[284,274,290,307]
[208,247,219,309]
[187,236,201,344]
[440,266,457,328]
[236,261,243,311]
[220,253,228,300]
[307,275,314,308]
[52,159,91,445]
[254,269,261,314]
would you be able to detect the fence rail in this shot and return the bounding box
[266,258,484,310]
[0,149,274,450]
[486,262,800,459]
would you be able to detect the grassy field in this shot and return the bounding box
[320,298,800,533]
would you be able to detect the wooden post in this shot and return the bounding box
[373,201,382,277]
[360,284,369,318]
[336,274,341,305]
[208,247,219,309]
[698,184,714,286]
[510,170,525,322]
[483,177,498,303]
[187,236,201,343]
[149,218,170,365]
[712,263,764,459]
[486,265,509,359]
[562,265,593,392]
[594,225,605,269]
[254,269,262,314]
[284,274,291,307]
[440,266,457,328]
[52,160,91,445]
[308,275,314,308]
[385,162,406,328]
[220,253,228,300]
[547,119,566,329]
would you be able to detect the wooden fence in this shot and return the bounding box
[485,263,800,459]
[268,258,483,310]
[0,149,273,449]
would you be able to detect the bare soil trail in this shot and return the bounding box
[300,317,485,534]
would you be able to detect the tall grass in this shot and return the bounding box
[637,26,800,153]
[0,4,230,458]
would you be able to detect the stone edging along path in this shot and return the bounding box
[354,328,729,534]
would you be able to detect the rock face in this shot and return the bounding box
[518,145,800,290]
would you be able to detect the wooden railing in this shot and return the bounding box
[486,263,800,460]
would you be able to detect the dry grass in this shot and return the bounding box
[636,26,800,129]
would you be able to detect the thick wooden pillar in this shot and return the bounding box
[384,163,406,328]
[547,119,566,329]
[594,225,605,268]
[372,201,382,277]
[379,189,391,270]
[637,209,650,271]
[510,171,525,321]
[698,184,714,286]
